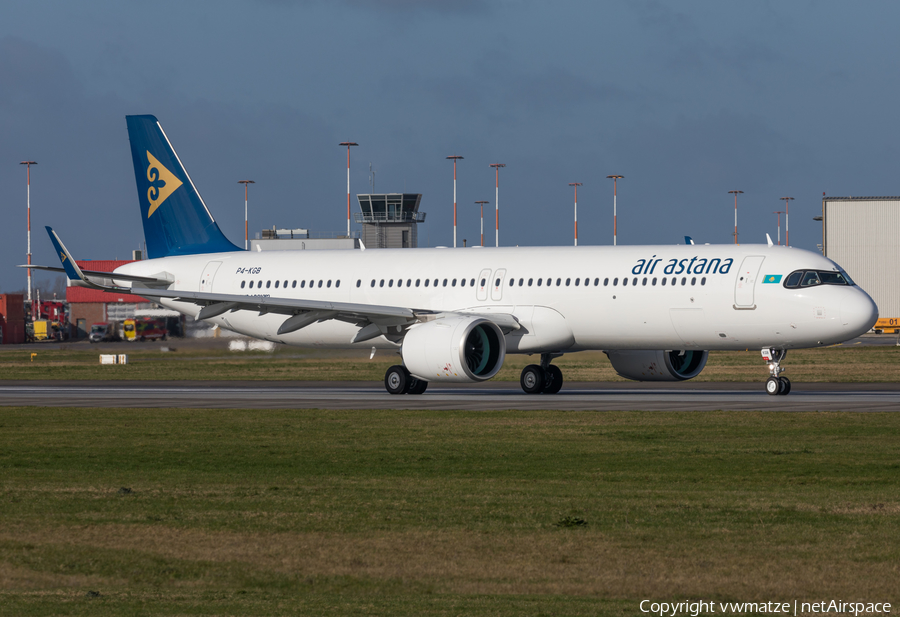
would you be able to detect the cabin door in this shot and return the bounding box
[734,256,765,308]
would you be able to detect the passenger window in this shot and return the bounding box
[470,279,475,286]
[652,277,657,286]
[519,278,524,286]
[389,279,394,287]
[691,277,696,286]
[258,280,262,288]
[406,279,411,287]
[642,277,647,286]
[327,280,332,288]
[356,280,361,288]
[266,281,271,288]
[380,279,384,287]
[370,280,375,287]
[633,277,638,285]
[604,278,609,286]
[452,279,457,287]
[661,278,666,286]
[275,280,281,288]
[613,278,618,286]
[495,278,500,287]
[434,279,439,287]
[416,279,420,287]
[424,279,429,287]
[461,278,466,287]
[241,281,247,289]
[318,280,323,288]
[443,279,448,287]
[292,281,297,288]
[301,280,306,288]
[566,278,571,286]
[537,278,543,286]
[575,278,580,286]
[594,278,600,286]
[480,278,486,287]
[309,280,314,288]
[701,277,706,285]
[528,278,533,286]
[681,277,686,285]
[801,271,821,287]
[284,280,288,288]
[671,278,676,285]
[623,278,628,286]
[509,279,514,287]
[336,280,340,288]
[556,278,562,286]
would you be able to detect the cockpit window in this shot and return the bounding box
[784,269,853,289]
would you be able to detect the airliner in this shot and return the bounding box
[27,115,878,396]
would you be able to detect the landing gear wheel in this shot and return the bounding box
[385,365,411,395]
[542,365,563,394]
[766,377,781,396]
[520,364,545,394]
[407,377,428,395]
[779,376,791,395]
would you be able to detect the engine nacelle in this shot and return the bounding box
[606,349,708,381]
[402,316,506,383]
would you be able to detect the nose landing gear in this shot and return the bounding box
[762,348,791,395]
[520,352,564,394]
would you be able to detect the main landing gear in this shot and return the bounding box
[762,348,791,396]
[384,365,428,395]
[520,353,564,394]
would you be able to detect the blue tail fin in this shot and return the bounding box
[126,115,241,258]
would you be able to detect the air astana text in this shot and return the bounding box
[632,255,734,276]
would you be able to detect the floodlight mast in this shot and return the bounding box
[447,156,464,248]
[238,180,255,250]
[340,142,358,237]
[569,183,582,246]
[729,190,743,244]
[773,211,785,245]
[781,197,794,246]
[20,161,37,313]
[490,163,505,247]
[606,175,623,246]
[475,201,489,247]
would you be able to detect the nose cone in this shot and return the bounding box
[841,289,879,337]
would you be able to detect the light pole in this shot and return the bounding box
[475,201,489,247]
[728,190,743,244]
[781,197,794,246]
[447,155,464,248]
[569,182,582,246]
[339,141,358,237]
[20,161,37,314]
[773,211,784,245]
[606,175,623,246]
[238,180,255,250]
[490,163,505,247]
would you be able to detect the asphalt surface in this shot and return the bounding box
[2,381,899,411]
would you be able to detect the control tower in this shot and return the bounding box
[354,193,426,248]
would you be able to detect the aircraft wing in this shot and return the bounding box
[30,227,519,342]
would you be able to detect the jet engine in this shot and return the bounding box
[605,349,708,381]
[402,316,505,383]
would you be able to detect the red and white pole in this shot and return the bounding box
[490,163,505,247]
[781,197,794,247]
[340,142,358,237]
[569,182,582,246]
[475,201,489,247]
[729,190,743,244]
[21,161,37,315]
[447,156,463,248]
[607,175,623,246]
[238,180,255,250]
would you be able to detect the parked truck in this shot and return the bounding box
[89,322,121,343]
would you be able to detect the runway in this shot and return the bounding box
[1,381,899,411]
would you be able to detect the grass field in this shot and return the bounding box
[1,407,898,615]
[2,341,900,382]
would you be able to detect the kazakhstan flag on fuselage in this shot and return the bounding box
[762,274,783,284]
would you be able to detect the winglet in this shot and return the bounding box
[684,236,694,245]
[766,233,774,247]
[45,226,88,282]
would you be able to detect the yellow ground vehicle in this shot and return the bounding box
[32,319,63,341]
[123,317,167,342]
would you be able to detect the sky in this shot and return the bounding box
[2,0,900,294]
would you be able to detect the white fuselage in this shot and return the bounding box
[115,243,878,352]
